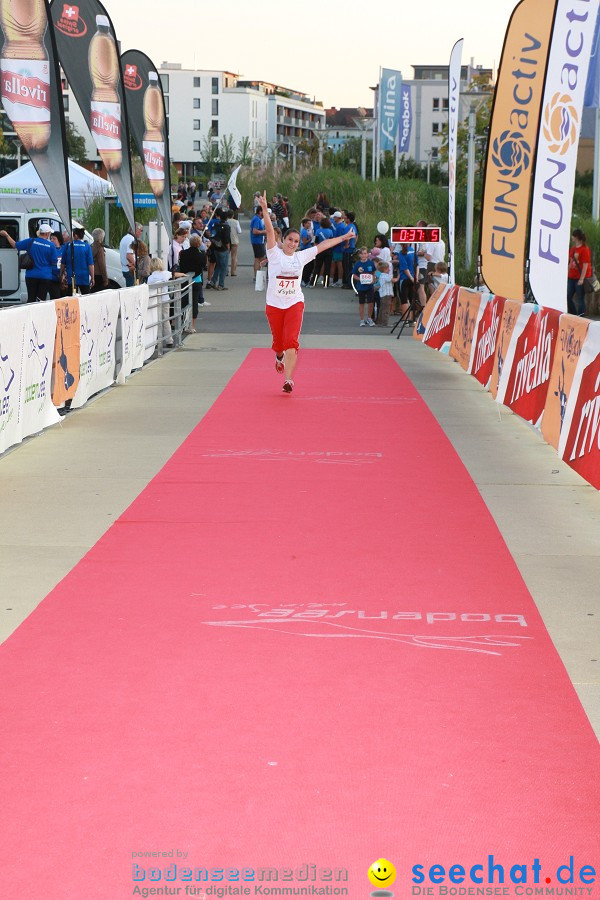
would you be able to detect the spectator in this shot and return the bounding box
[62,226,94,294]
[209,209,231,291]
[188,179,196,203]
[179,233,208,331]
[567,229,590,316]
[0,222,58,303]
[48,231,63,299]
[120,223,142,287]
[167,227,189,274]
[148,257,174,347]
[312,216,334,287]
[135,240,152,284]
[341,212,358,289]
[431,261,449,289]
[227,209,241,276]
[375,260,398,327]
[249,205,267,278]
[329,210,346,286]
[352,246,377,326]
[91,227,108,293]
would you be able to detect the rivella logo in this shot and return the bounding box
[542,91,578,155]
[55,4,88,37]
[491,130,531,178]
[124,64,143,91]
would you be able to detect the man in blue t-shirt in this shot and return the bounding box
[341,212,358,289]
[249,207,267,276]
[62,227,94,294]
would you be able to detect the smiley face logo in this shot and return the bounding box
[368,858,396,888]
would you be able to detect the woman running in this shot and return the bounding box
[257,191,352,393]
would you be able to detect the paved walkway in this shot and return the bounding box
[1,226,599,737]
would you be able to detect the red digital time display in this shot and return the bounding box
[390,226,441,243]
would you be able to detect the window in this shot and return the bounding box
[442,98,449,111]
[212,99,218,116]
[62,95,69,111]
[431,148,439,159]
[164,96,169,114]
[432,98,440,111]
[193,141,201,152]
[212,77,219,94]
[160,74,169,93]
[432,123,440,134]
[211,120,219,136]
[193,76,201,87]
[193,119,201,130]
[193,98,201,109]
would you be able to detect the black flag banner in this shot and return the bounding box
[0,0,72,231]
[50,0,135,229]
[121,49,172,231]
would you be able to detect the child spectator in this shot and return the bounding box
[351,247,377,326]
[431,261,449,289]
[376,260,398,327]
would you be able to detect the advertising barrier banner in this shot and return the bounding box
[496,304,561,427]
[52,296,80,407]
[488,299,527,399]
[468,293,506,388]
[72,290,120,408]
[0,305,26,453]
[413,284,449,340]
[528,0,600,311]
[21,301,60,439]
[51,0,135,230]
[121,49,172,233]
[480,0,556,301]
[116,284,149,384]
[541,313,590,448]
[559,320,600,487]
[0,0,73,233]
[449,287,487,371]
[448,39,463,285]
[423,284,460,351]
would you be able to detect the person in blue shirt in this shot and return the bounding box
[351,247,378,326]
[312,216,334,287]
[62,227,94,294]
[0,221,58,302]
[341,212,358,289]
[49,232,64,299]
[300,217,314,287]
[249,206,267,278]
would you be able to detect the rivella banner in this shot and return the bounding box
[378,68,403,152]
[448,39,463,285]
[0,0,72,232]
[558,320,600,487]
[51,0,135,230]
[480,0,556,301]
[121,50,172,232]
[528,0,600,312]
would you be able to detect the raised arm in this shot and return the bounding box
[257,191,276,250]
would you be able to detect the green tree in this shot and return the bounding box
[200,128,218,180]
[237,136,251,165]
[219,133,236,167]
[65,121,88,164]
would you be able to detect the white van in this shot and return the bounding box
[0,211,125,304]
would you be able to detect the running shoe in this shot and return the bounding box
[366,317,376,327]
[275,354,284,374]
[282,380,294,393]
[359,320,367,327]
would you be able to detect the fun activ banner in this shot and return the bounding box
[448,39,463,285]
[468,293,506,388]
[496,304,561,427]
[449,287,487,371]
[398,84,412,154]
[51,0,135,230]
[480,0,556,301]
[528,0,600,312]
[378,67,403,153]
[558,320,600,487]
[52,296,80,407]
[121,50,172,233]
[72,289,119,408]
[0,0,73,233]
[541,312,590,448]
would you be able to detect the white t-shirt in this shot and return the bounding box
[147,269,172,299]
[119,232,134,271]
[378,271,394,297]
[266,244,318,309]
[377,247,392,265]
[426,240,446,265]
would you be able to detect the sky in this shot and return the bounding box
[104,0,520,108]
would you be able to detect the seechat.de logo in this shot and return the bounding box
[542,91,578,155]
[491,130,531,178]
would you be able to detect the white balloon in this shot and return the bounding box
[377,220,389,234]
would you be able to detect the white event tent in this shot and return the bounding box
[0,160,114,218]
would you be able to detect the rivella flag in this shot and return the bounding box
[448,38,463,285]
[378,68,403,152]
[480,0,557,301]
[121,50,172,232]
[51,0,135,231]
[227,164,242,209]
[529,0,600,312]
[0,0,72,233]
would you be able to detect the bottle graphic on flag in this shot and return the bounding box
[142,71,165,196]
[88,14,121,171]
[0,0,51,152]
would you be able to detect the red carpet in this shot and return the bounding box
[1,349,598,899]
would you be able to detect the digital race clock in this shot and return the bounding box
[390,226,441,243]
